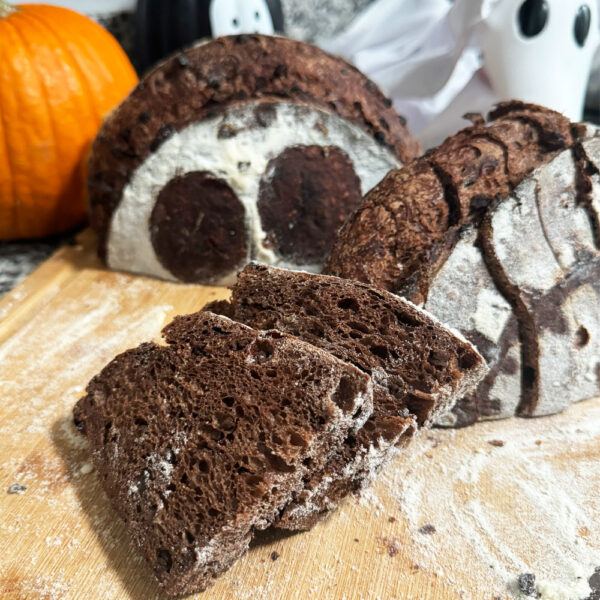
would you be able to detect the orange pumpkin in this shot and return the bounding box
[0,1,138,240]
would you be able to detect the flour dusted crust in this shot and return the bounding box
[424,227,521,427]
[72,312,372,595]
[325,102,575,303]
[482,146,600,418]
[327,102,600,426]
[88,34,419,284]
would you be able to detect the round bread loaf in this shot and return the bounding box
[88,34,420,284]
[326,102,600,426]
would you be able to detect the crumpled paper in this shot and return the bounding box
[320,0,599,149]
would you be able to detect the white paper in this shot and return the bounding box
[321,0,600,149]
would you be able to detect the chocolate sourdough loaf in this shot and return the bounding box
[88,34,419,285]
[205,265,487,528]
[73,312,372,595]
[326,102,600,426]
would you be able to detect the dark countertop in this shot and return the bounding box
[0,231,79,298]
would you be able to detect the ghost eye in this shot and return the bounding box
[518,0,549,38]
[574,5,591,47]
[232,18,239,27]
[255,11,260,20]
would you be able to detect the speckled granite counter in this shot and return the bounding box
[0,232,78,297]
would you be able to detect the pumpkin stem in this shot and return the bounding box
[0,0,16,18]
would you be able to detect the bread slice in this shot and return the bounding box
[73,312,372,595]
[204,264,487,528]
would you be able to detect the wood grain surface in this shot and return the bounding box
[0,230,598,600]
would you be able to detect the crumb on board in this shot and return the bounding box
[417,524,436,535]
[487,439,505,447]
[7,483,27,494]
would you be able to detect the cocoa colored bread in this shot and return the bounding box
[204,264,487,528]
[88,34,420,285]
[326,102,600,426]
[325,101,575,303]
[73,312,372,595]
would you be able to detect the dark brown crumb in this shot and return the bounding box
[379,536,401,557]
[7,483,27,495]
[270,551,280,561]
[353,538,359,543]
[487,439,505,447]
[417,524,436,535]
[388,516,396,523]
[535,440,543,446]
[518,573,536,596]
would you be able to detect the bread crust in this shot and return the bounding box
[88,34,420,260]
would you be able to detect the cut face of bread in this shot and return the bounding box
[73,312,372,595]
[89,34,419,285]
[204,265,487,528]
[107,102,401,284]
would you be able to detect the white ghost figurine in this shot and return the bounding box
[321,0,600,147]
[480,0,599,120]
[209,0,275,37]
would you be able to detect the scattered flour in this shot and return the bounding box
[374,400,600,600]
[1,256,599,599]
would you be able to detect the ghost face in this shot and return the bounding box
[479,0,599,119]
[209,0,275,37]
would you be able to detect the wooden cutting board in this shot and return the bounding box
[1,230,599,600]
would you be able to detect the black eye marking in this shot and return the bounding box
[574,5,591,47]
[518,0,549,38]
[255,11,260,20]
[232,18,239,27]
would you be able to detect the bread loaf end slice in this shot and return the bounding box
[73,312,372,595]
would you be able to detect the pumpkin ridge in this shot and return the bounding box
[0,19,28,236]
[8,13,66,235]
[0,99,12,229]
[22,9,102,234]
[48,5,135,102]
[22,9,100,124]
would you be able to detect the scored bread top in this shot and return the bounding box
[325,101,576,303]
